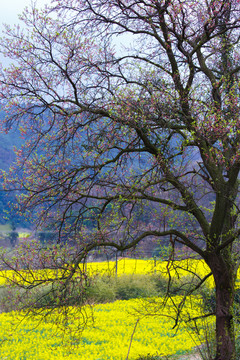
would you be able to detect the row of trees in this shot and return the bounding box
[0,0,240,358]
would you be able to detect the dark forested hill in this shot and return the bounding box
[0,109,24,170]
[0,111,27,226]
[0,131,22,170]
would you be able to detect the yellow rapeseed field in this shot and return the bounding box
[0,257,215,287]
[0,258,219,359]
[0,296,207,359]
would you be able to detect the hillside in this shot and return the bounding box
[0,111,26,226]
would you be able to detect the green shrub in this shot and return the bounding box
[86,276,117,303]
[116,274,158,300]
[152,273,202,296]
[200,286,240,319]
[151,274,170,295]
[200,286,215,314]
[1,272,216,311]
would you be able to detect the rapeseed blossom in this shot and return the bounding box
[0,297,209,359]
[0,258,229,359]
[0,258,215,286]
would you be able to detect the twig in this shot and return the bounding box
[126,318,140,360]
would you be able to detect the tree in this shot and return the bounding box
[8,221,19,247]
[0,0,240,358]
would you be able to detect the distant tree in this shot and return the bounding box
[8,221,18,247]
[0,1,240,358]
[38,231,53,245]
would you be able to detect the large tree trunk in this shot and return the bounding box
[207,252,236,360]
[215,279,235,359]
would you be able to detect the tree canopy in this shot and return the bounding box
[0,0,240,359]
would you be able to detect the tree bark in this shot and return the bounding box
[207,252,236,360]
